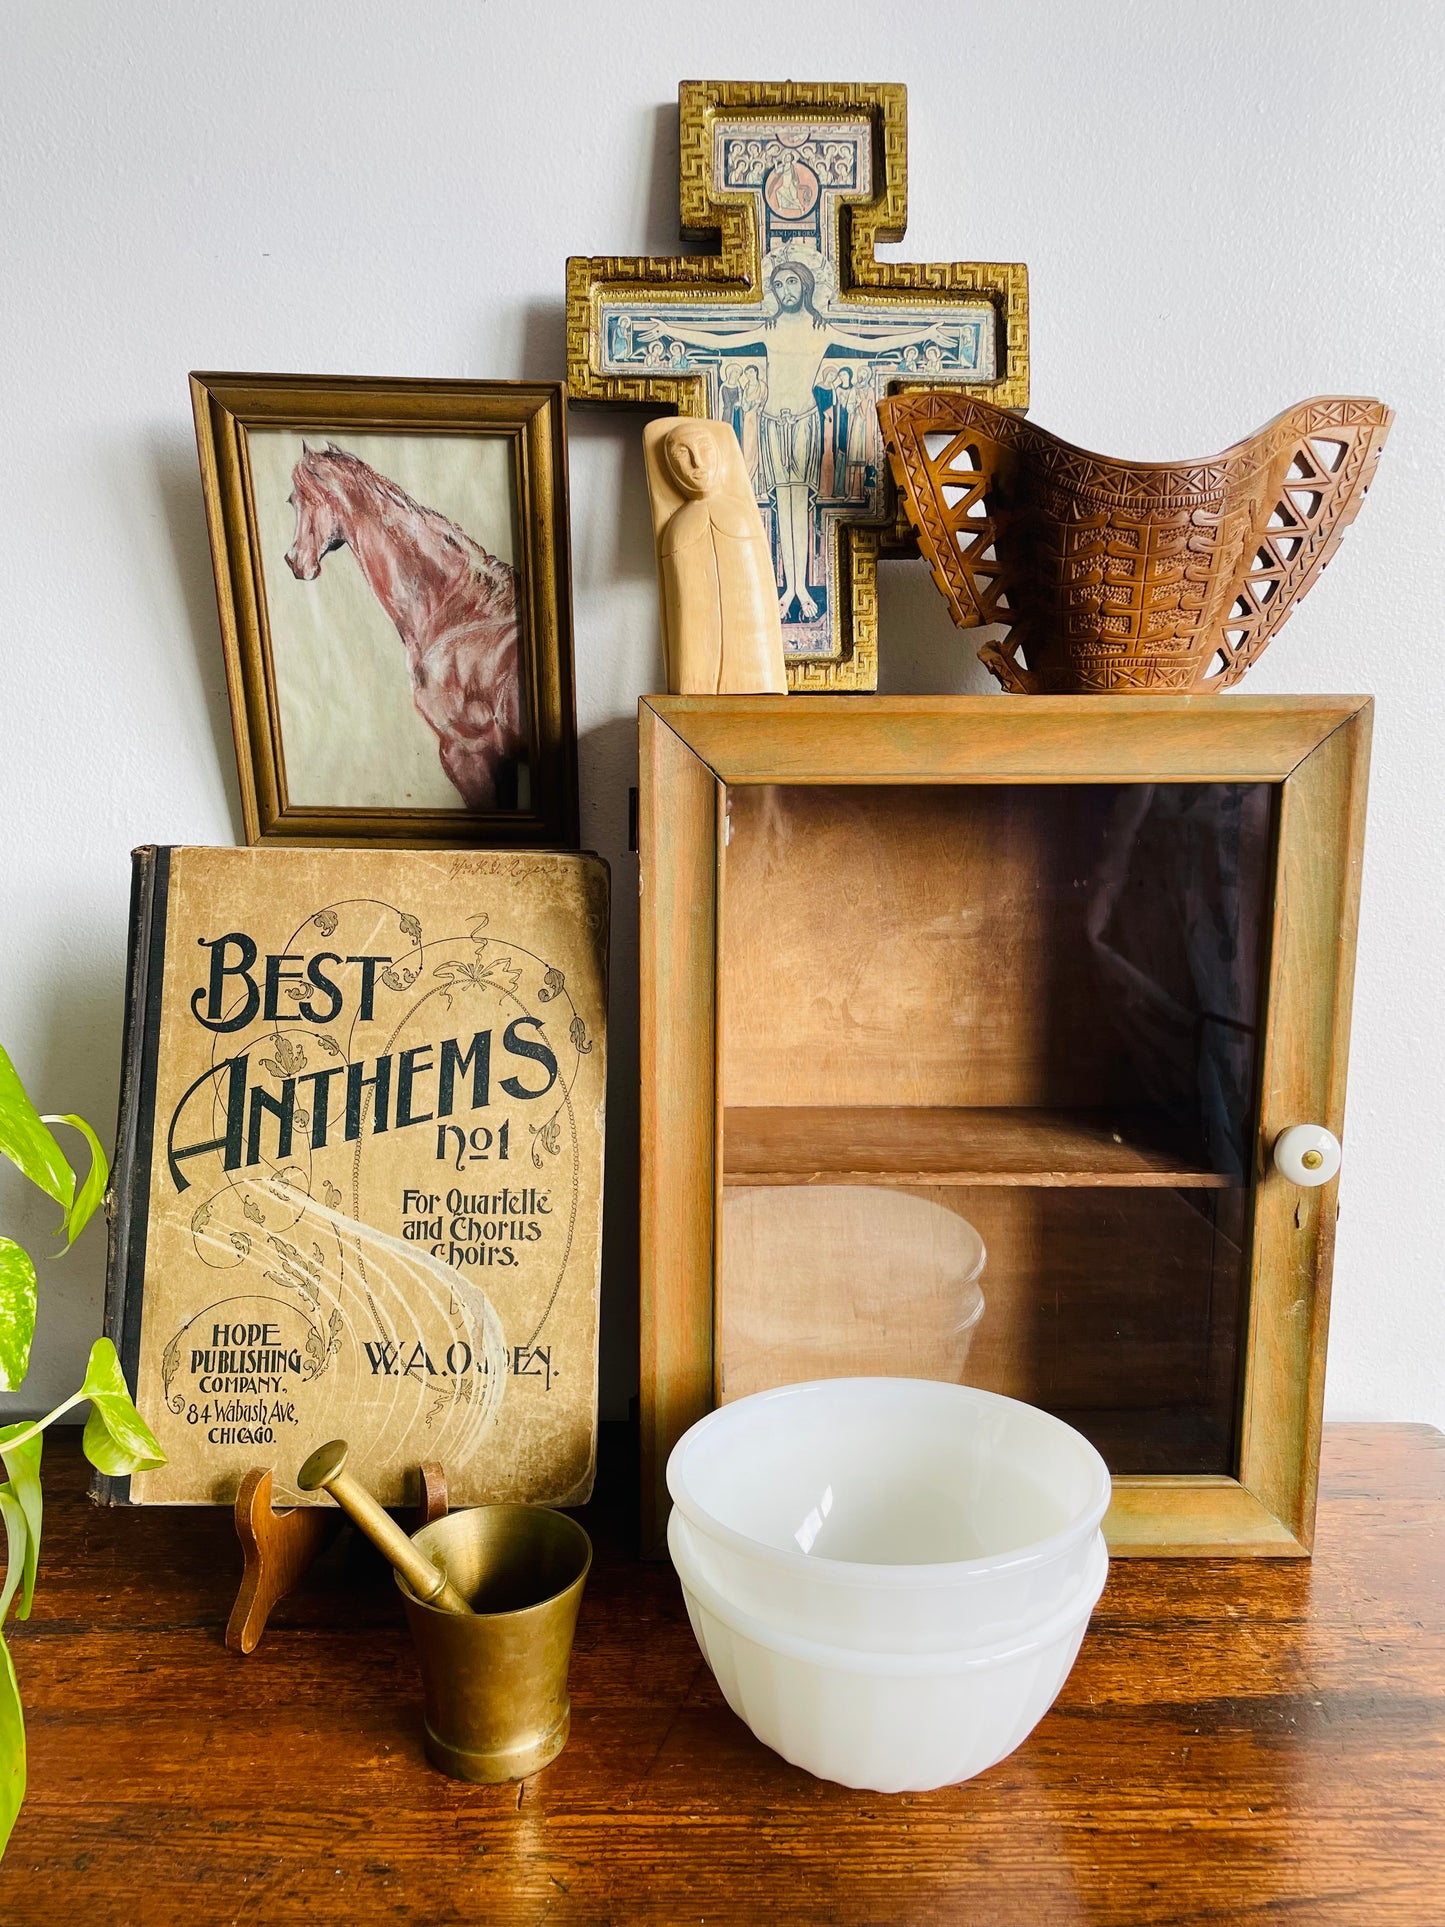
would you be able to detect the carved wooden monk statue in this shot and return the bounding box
[643,418,788,695]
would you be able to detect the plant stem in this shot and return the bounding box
[0,1393,86,1457]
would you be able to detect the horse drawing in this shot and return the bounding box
[284,442,524,810]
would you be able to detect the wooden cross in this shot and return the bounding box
[567,81,1028,690]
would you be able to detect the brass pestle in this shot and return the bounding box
[297,1439,474,1615]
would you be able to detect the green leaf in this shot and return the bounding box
[0,1429,41,1621]
[0,1493,24,1629]
[77,1339,165,1478]
[0,1243,37,1394]
[41,1115,108,1249]
[0,1049,73,1216]
[0,1633,25,1858]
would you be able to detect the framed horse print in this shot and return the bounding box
[190,374,579,847]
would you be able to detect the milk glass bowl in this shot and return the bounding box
[670,1508,1107,1792]
[720,1187,986,1397]
[666,1379,1111,1653]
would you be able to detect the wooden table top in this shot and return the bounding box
[1,1423,1441,1925]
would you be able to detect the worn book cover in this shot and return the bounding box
[100,845,608,1507]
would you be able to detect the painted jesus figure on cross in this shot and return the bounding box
[634,260,955,625]
[567,82,1029,689]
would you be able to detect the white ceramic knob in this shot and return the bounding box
[1273,1124,1341,1187]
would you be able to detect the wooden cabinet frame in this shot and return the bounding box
[639,695,1372,1557]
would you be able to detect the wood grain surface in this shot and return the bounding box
[724,1106,1233,1186]
[1,1424,1441,1926]
[1241,705,1372,1550]
[648,692,1369,785]
[638,703,723,1550]
[719,781,1266,1114]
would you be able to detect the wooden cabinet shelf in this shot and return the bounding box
[723,1106,1237,1189]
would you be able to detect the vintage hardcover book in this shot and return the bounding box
[100,845,608,1507]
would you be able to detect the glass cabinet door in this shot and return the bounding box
[718,781,1275,1478]
[639,693,1370,1555]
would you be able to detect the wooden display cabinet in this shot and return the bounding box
[639,695,1371,1557]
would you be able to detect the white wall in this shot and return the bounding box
[2,0,1442,1430]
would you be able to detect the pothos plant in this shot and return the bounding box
[0,1045,165,1856]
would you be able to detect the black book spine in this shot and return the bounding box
[93,846,172,1505]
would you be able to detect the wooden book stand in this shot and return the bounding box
[227,1460,448,1655]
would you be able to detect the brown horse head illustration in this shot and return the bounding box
[284,440,351,580]
[284,444,525,811]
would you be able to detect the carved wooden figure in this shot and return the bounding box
[644,419,788,696]
[879,393,1393,692]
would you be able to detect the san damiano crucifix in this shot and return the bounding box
[566,80,1028,690]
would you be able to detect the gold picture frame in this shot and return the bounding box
[191,373,579,847]
[567,80,1029,691]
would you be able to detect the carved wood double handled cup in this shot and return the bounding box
[878,393,1393,693]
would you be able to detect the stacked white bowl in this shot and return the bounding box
[666,1378,1111,1792]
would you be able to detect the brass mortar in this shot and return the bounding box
[396,1504,592,1783]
